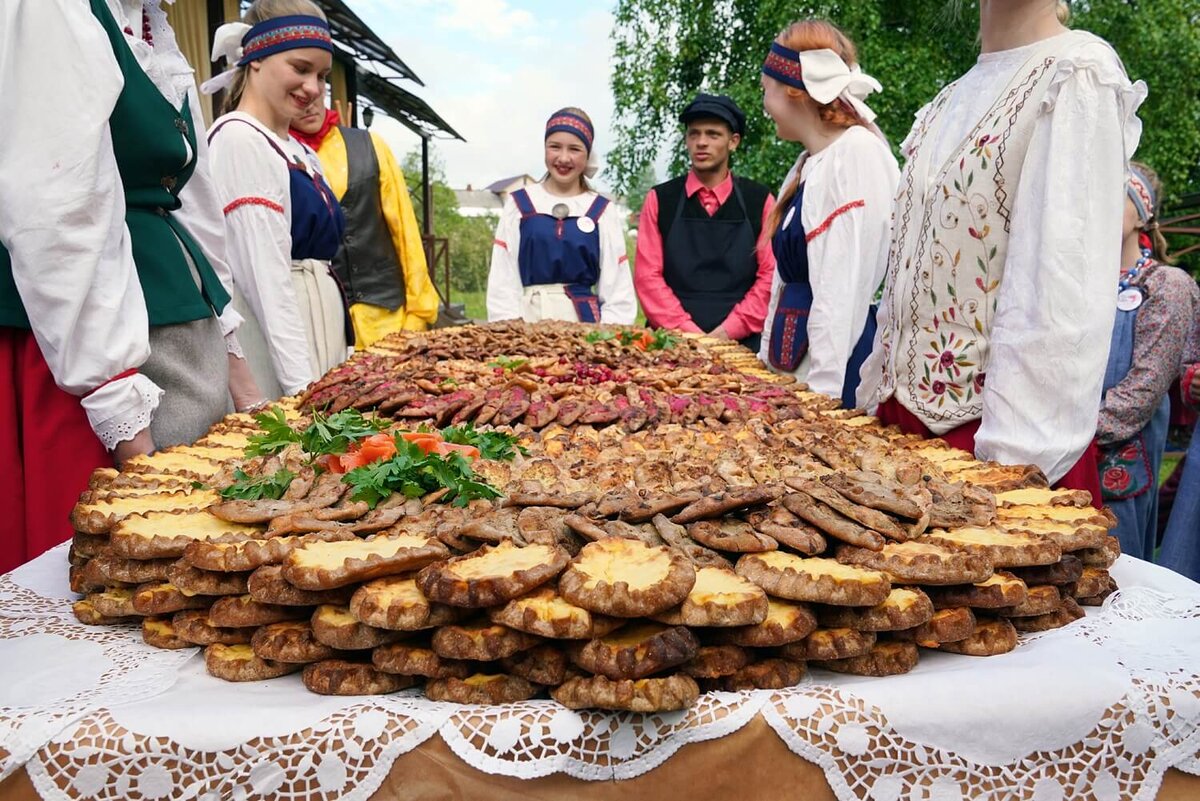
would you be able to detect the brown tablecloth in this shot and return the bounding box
[2,716,1197,801]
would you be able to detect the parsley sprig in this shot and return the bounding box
[219,468,296,500]
[245,407,389,458]
[585,330,617,343]
[341,439,501,509]
[486,356,528,372]
[440,422,527,461]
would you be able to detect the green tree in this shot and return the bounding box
[609,0,1200,212]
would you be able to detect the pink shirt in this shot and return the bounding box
[634,171,776,340]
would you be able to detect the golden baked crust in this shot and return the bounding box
[1066,567,1117,601]
[416,540,569,608]
[924,571,1029,610]
[350,575,462,631]
[754,521,827,555]
[425,674,539,704]
[501,644,571,686]
[835,541,993,586]
[816,588,935,632]
[735,553,891,606]
[686,520,778,553]
[205,643,301,682]
[431,621,540,661]
[310,604,404,650]
[670,486,783,524]
[892,607,976,647]
[130,582,210,616]
[247,565,355,607]
[93,554,175,584]
[780,628,876,662]
[488,586,624,640]
[551,674,700,712]
[814,641,919,676]
[251,621,339,663]
[1009,554,1083,587]
[1074,536,1121,569]
[651,566,768,627]
[284,532,450,590]
[720,597,818,647]
[109,510,262,559]
[171,610,254,645]
[183,532,358,573]
[787,478,914,543]
[72,597,138,626]
[719,658,806,691]
[141,617,194,649]
[559,538,697,618]
[781,491,885,551]
[923,526,1061,568]
[999,518,1109,552]
[71,532,110,560]
[1011,596,1086,632]
[207,595,307,628]
[994,488,1093,508]
[938,619,1019,656]
[302,659,416,695]
[682,645,750,679]
[70,559,117,594]
[570,623,699,680]
[166,561,249,597]
[372,642,472,679]
[996,584,1064,618]
[71,490,220,535]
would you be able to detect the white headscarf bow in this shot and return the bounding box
[199,22,251,96]
[794,48,882,124]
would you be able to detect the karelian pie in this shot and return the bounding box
[208,595,307,628]
[1010,596,1086,632]
[892,607,976,647]
[551,674,700,712]
[816,587,935,632]
[923,571,1029,610]
[73,490,221,535]
[685,520,778,553]
[131,582,210,616]
[205,643,301,682]
[813,641,920,677]
[938,619,1019,657]
[670,485,783,524]
[559,538,696,618]
[184,532,357,573]
[73,597,138,626]
[166,561,249,597]
[735,553,892,606]
[922,527,1061,568]
[171,610,254,645]
[651,566,768,627]
[248,565,355,607]
[94,554,175,584]
[251,621,339,664]
[994,487,1093,508]
[1009,554,1083,587]
[718,658,806,691]
[431,621,540,661]
[1066,567,1117,601]
[501,644,571,686]
[781,491,885,551]
[303,659,415,695]
[284,532,449,590]
[372,641,473,679]
[780,628,876,662]
[571,623,699,680]
[996,585,1064,618]
[310,604,403,650]
[141,617,193,650]
[719,597,818,647]
[350,576,462,631]
[1075,536,1121,568]
[416,540,569,607]
[787,478,916,542]
[998,517,1110,552]
[425,674,538,705]
[682,645,750,679]
[835,541,993,586]
[109,511,261,559]
[487,586,623,640]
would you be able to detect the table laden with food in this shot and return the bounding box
[1,321,1198,801]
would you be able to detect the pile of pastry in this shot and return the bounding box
[66,398,1119,712]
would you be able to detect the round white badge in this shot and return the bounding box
[1117,287,1144,312]
[782,206,796,231]
[576,216,596,234]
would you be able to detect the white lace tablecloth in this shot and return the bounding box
[3,545,1199,801]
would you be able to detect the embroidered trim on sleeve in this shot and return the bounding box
[805,199,866,243]
[493,239,508,250]
[223,197,285,216]
[618,255,629,264]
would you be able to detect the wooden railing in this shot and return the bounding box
[1161,191,1200,264]
[422,235,451,307]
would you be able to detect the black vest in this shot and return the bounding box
[331,127,407,311]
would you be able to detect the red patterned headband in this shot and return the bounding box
[545,111,594,153]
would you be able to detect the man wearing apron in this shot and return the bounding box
[634,94,776,351]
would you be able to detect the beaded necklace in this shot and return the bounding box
[1118,247,1154,293]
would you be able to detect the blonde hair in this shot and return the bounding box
[222,0,327,115]
[1056,1,1071,24]
[1130,161,1173,264]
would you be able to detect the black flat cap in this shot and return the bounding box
[679,93,746,136]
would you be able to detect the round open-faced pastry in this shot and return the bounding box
[719,658,806,691]
[816,587,935,632]
[891,607,977,647]
[780,628,876,662]
[251,620,340,664]
[372,641,473,679]
[719,597,818,647]
[431,621,540,661]
[996,585,1064,618]
[924,571,1028,610]
[501,644,571,686]
[551,674,700,712]
[937,619,1019,656]
[835,541,993,586]
[681,645,750,679]
[350,575,462,631]
[559,538,696,617]
[284,532,450,590]
[205,643,301,682]
[171,610,255,645]
[416,540,570,608]
[652,566,768,627]
[311,604,404,650]
[141,616,193,649]
[247,564,354,607]
[1010,596,1085,633]
[302,659,416,695]
[735,553,891,607]
[813,641,919,677]
[570,622,699,680]
[488,586,624,640]
[686,520,778,553]
[425,674,539,705]
[207,595,307,628]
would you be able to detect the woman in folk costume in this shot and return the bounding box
[1095,164,1199,560]
[757,20,900,409]
[291,98,440,347]
[204,0,349,399]
[857,0,1146,501]
[1160,314,1200,580]
[0,0,263,573]
[487,108,636,325]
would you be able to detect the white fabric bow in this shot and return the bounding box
[795,48,882,124]
[199,22,251,96]
[585,150,600,179]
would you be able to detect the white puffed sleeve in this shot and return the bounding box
[486,197,526,322]
[801,128,899,398]
[975,42,1146,482]
[596,202,636,325]
[208,117,315,394]
[0,0,163,449]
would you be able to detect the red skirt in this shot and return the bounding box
[876,398,1103,509]
[0,328,111,574]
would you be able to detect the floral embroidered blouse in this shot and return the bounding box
[1096,264,1200,444]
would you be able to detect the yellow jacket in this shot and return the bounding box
[315,128,439,343]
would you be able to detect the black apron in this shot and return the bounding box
[661,182,760,351]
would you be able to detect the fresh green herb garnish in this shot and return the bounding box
[486,356,528,372]
[585,330,617,343]
[440,422,527,461]
[440,376,459,387]
[219,468,296,501]
[191,480,208,490]
[341,440,501,509]
[244,406,389,459]
[244,406,300,456]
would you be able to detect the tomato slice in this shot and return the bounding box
[436,442,480,459]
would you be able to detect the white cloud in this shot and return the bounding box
[433,0,537,42]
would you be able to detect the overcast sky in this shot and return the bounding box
[346,0,620,192]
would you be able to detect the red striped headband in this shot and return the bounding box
[238,15,332,65]
[545,110,594,153]
[762,42,805,90]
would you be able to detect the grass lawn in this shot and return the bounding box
[448,289,647,326]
